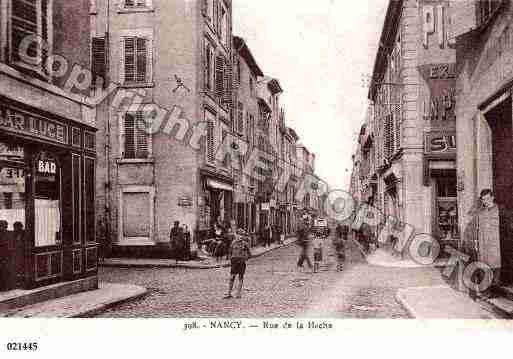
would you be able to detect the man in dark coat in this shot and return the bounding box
[170,221,184,261]
[296,216,313,271]
[0,220,16,291]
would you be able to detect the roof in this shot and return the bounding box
[234,36,264,77]
[368,0,404,101]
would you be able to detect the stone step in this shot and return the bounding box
[484,296,513,318]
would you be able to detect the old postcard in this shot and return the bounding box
[1,0,513,357]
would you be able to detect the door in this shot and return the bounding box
[486,97,513,284]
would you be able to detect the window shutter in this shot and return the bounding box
[119,38,125,83]
[393,103,401,153]
[223,57,232,107]
[136,37,148,83]
[215,55,224,99]
[237,102,244,134]
[207,119,215,163]
[11,0,38,63]
[123,37,135,83]
[124,113,136,159]
[92,37,107,87]
[135,111,149,158]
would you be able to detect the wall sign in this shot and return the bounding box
[422,3,455,49]
[425,131,456,154]
[0,141,24,162]
[0,106,68,144]
[36,152,58,181]
[178,196,193,207]
[419,63,457,122]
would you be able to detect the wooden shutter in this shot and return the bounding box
[207,119,215,163]
[215,55,224,99]
[135,111,149,158]
[384,114,393,160]
[136,37,148,83]
[92,37,107,87]
[124,113,136,158]
[237,102,244,134]
[223,57,232,106]
[123,37,135,83]
[393,103,401,153]
[11,0,38,62]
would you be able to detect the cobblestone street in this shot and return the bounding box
[96,236,446,318]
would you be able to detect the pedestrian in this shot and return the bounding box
[224,222,236,260]
[182,224,191,261]
[12,221,25,286]
[464,189,508,298]
[312,234,323,273]
[296,216,313,272]
[97,219,108,264]
[170,221,184,262]
[0,220,15,291]
[333,233,346,271]
[224,228,251,299]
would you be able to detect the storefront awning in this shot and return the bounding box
[207,179,234,192]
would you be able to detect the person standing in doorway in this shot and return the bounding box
[224,228,251,299]
[465,189,506,297]
[170,221,184,262]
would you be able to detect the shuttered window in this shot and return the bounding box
[384,114,394,160]
[223,60,232,107]
[393,103,401,154]
[92,37,107,88]
[215,55,225,100]
[204,41,214,91]
[122,36,151,84]
[205,110,216,164]
[124,112,149,159]
[11,0,51,75]
[236,102,244,134]
[124,0,147,8]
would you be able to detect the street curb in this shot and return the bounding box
[73,285,149,318]
[101,239,298,270]
[394,290,417,319]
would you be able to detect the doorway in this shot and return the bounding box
[485,96,513,284]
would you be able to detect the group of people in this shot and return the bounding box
[296,216,349,273]
[0,220,25,291]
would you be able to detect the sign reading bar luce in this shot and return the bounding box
[0,106,68,144]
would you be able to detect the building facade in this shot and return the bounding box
[356,0,457,255]
[452,0,513,284]
[91,0,234,256]
[0,0,98,291]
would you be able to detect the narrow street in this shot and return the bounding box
[96,235,446,318]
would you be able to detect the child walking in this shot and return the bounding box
[313,234,323,273]
[224,229,251,299]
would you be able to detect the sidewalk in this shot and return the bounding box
[0,282,147,318]
[102,236,297,269]
[352,238,448,268]
[396,285,498,319]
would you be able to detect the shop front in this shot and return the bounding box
[423,131,458,249]
[0,99,97,292]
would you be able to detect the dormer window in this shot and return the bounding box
[9,0,53,80]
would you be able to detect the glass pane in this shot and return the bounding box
[84,158,95,243]
[0,166,26,231]
[35,154,61,247]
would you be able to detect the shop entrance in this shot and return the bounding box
[485,97,513,284]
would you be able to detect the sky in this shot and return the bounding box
[233,0,388,191]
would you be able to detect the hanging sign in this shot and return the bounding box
[419,63,457,122]
[36,152,58,182]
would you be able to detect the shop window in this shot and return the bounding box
[34,153,61,247]
[436,176,457,197]
[72,154,81,244]
[71,128,81,147]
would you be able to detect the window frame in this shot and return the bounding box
[118,0,154,13]
[119,28,153,86]
[118,185,155,245]
[118,105,153,161]
[7,0,54,80]
[204,38,215,93]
